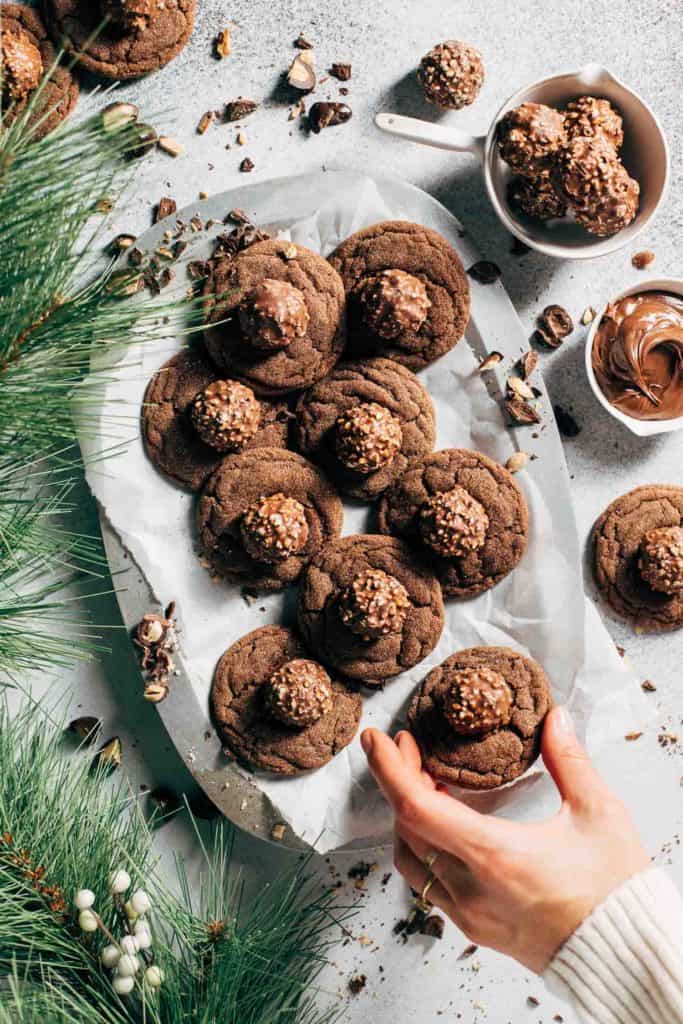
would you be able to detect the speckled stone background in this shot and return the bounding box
[6,1,683,1021]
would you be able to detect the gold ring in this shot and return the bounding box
[420,873,435,904]
[423,850,440,871]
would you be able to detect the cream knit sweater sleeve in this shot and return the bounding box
[544,868,683,1024]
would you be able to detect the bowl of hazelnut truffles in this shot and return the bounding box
[377,54,669,259]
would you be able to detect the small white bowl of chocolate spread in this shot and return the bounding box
[586,279,683,436]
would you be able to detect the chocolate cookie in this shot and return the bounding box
[407,646,552,789]
[211,625,362,775]
[293,358,436,501]
[593,485,683,633]
[2,4,78,139]
[378,448,529,598]
[297,534,444,685]
[141,348,289,491]
[197,448,343,593]
[328,220,470,370]
[42,0,195,79]
[203,239,346,397]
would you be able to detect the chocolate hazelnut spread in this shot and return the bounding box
[592,292,683,421]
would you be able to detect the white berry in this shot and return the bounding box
[117,954,140,978]
[101,944,121,969]
[78,909,99,933]
[144,965,164,989]
[123,900,138,922]
[74,889,96,910]
[120,935,139,955]
[133,922,152,950]
[109,869,131,895]
[130,889,151,915]
[112,974,135,996]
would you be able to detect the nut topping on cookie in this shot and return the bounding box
[264,658,334,728]
[335,401,403,474]
[638,526,683,595]
[240,492,309,563]
[419,485,489,558]
[443,667,512,736]
[101,0,160,34]
[359,269,431,340]
[238,278,310,351]
[190,379,261,452]
[1,28,42,102]
[338,567,410,640]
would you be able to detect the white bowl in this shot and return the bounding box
[584,277,683,437]
[376,64,670,260]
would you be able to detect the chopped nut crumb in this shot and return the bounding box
[158,136,185,158]
[625,731,643,741]
[641,680,657,692]
[631,250,655,270]
[197,111,214,134]
[240,157,255,173]
[214,28,231,59]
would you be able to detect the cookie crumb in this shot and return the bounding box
[270,823,286,841]
[158,136,185,158]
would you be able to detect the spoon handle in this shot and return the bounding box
[374,112,486,161]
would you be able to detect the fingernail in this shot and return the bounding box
[360,729,373,755]
[555,705,575,736]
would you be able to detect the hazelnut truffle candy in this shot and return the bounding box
[417,40,484,110]
[638,526,683,595]
[442,666,513,736]
[238,278,310,351]
[359,269,431,341]
[190,379,261,452]
[497,102,567,178]
[419,485,489,559]
[564,96,623,150]
[1,27,42,102]
[240,492,309,563]
[338,567,410,640]
[264,658,333,728]
[101,0,160,33]
[335,401,403,474]
[507,175,567,221]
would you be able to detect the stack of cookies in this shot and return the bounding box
[141,218,552,787]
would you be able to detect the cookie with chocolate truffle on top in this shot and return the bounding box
[297,533,444,685]
[2,4,78,139]
[42,0,196,79]
[293,357,436,501]
[197,448,343,593]
[203,239,347,397]
[408,646,552,789]
[328,221,470,371]
[378,448,529,599]
[141,348,290,491]
[211,625,362,775]
[593,484,683,633]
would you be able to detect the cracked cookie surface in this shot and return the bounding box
[141,347,289,492]
[297,534,444,684]
[197,448,343,593]
[42,0,195,78]
[203,239,346,397]
[3,4,78,138]
[328,220,470,370]
[408,646,552,789]
[211,625,362,775]
[593,484,683,633]
[293,357,435,501]
[378,448,529,598]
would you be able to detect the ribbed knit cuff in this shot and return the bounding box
[544,867,683,1024]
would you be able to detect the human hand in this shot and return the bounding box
[362,706,649,973]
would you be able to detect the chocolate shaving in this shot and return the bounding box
[308,101,352,133]
[532,325,562,350]
[553,404,581,437]
[540,304,573,339]
[519,350,538,379]
[212,223,270,260]
[224,99,259,122]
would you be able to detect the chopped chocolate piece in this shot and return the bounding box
[294,32,313,49]
[506,397,541,425]
[532,325,562,350]
[527,996,540,1008]
[155,197,177,223]
[240,157,255,173]
[212,223,270,259]
[458,943,479,959]
[519,350,538,379]
[68,716,101,743]
[308,101,352,133]
[214,28,231,59]
[632,250,655,270]
[511,236,531,256]
[197,111,214,134]
[187,259,210,280]
[540,304,573,338]
[109,233,137,255]
[330,62,352,81]
[94,736,122,773]
[348,861,377,881]
[348,975,367,996]
[478,351,503,372]
[467,260,501,284]
[224,98,259,122]
[419,914,445,939]
[553,404,581,437]
[148,786,181,821]
[642,680,657,692]
[227,208,250,224]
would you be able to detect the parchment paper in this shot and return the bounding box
[83,174,646,852]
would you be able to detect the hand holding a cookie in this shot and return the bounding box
[362,708,649,973]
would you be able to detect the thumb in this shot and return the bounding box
[541,706,606,811]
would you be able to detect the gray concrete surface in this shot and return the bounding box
[7,1,683,1021]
